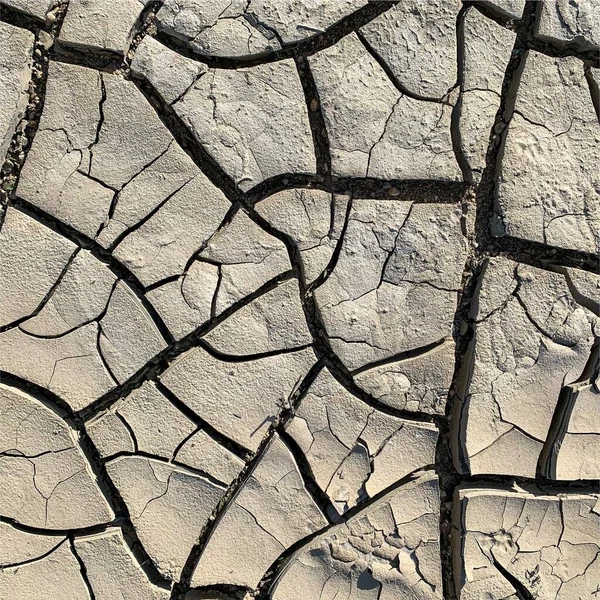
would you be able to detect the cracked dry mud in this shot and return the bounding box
[0,1,598,599]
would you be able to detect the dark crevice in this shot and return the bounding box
[0,536,66,569]
[0,514,113,539]
[69,537,97,600]
[153,0,401,70]
[277,428,339,523]
[77,269,294,423]
[115,412,139,453]
[8,198,174,343]
[305,196,352,293]
[168,359,325,600]
[154,382,252,461]
[244,174,471,206]
[452,5,474,183]
[1,2,69,227]
[0,372,172,590]
[253,467,435,600]
[0,246,79,334]
[356,29,455,105]
[104,450,229,489]
[0,3,49,29]
[490,552,534,600]
[197,338,313,364]
[351,338,449,376]
[490,235,600,273]
[294,55,331,177]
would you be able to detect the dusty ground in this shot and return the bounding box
[0,1,598,599]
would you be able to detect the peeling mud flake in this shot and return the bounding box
[131,35,208,105]
[476,0,525,20]
[552,384,600,481]
[98,281,167,382]
[353,339,456,415]
[192,433,327,589]
[0,322,117,411]
[454,486,600,599]
[270,471,443,600]
[203,278,312,356]
[0,0,54,20]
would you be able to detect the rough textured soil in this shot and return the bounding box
[0,1,598,599]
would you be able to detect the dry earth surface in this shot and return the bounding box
[0,0,598,599]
